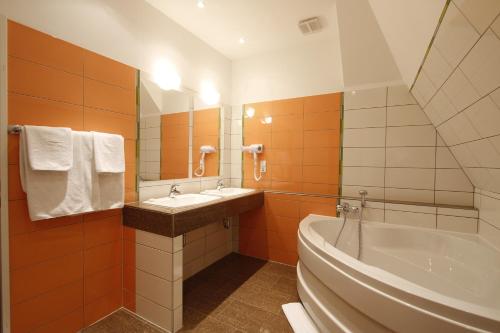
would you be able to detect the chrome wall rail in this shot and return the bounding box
[7,124,22,134]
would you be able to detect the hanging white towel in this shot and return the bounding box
[20,130,99,221]
[97,172,124,210]
[92,131,125,173]
[24,125,73,171]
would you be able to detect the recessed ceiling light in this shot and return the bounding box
[239,37,246,44]
[197,0,205,9]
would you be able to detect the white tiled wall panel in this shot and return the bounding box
[133,229,183,332]
[341,199,478,233]
[140,115,162,180]
[183,220,234,279]
[343,85,473,206]
[410,1,500,247]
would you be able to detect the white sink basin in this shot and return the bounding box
[143,193,219,208]
[201,188,255,197]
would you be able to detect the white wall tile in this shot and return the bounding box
[450,144,480,167]
[386,147,435,168]
[361,207,385,222]
[136,269,173,309]
[230,134,242,149]
[343,148,385,167]
[385,210,436,229]
[136,230,174,253]
[344,107,386,129]
[136,244,172,280]
[341,185,385,200]
[491,88,500,108]
[460,30,500,97]
[454,0,500,33]
[344,87,386,110]
[136,294,172,331]
[434,2,480,68]
[385,168,435,190]
[412,70,437,106]
[386,125,436,147]
[422,45,454,89]
[442,68,481,113]
[492,15,500,36]
[435,169,473,192]
[387,85,416,106]
[387,105,431,126]
[478,220,500,250]
[478,193,500,228]
[342,167,385,187]
[437,215,477,233]
[467,139,500,168]
[343,128,386,147]
[437,207,478,218]
[385,203,436,214]
[436,147,460,168]
[464,96,500,138]
[385,188,435,203]
[424,90,459,125]
[447,112,481,144]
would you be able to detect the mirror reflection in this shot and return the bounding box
[192,105,220,178]
[138,75,222,183]
[139,76,191,181]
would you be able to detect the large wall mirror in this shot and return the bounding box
[138,73,222,186]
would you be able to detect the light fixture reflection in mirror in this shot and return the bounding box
[260,116,272,124]
[153,60,181,91]
[245,107,255,118]
[200,80,220,105]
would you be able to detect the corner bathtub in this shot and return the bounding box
[297,214,500,333]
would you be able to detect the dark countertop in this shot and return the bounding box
[123,190,264,237]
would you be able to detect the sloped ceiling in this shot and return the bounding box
[335,0,402,89]
[368,0,447,88]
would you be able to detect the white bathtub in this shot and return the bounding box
[297,214,500,333]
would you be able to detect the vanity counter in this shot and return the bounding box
[123,190,264,237]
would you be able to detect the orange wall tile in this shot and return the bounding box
[84,78,136,115]
[161,112,189,179]
[192,108,220,177]
[7,20,138,332]
[83,50,136,90]
[11,281,83,333]
[8,21,84,75]
[8,56,84,105]
[240,93,341,265]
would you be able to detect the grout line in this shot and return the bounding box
[410,0,452,90]
[419,17,493,111]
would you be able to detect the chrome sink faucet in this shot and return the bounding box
[169,184,180,198]
[216,179,224,191]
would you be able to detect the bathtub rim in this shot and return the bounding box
[298,214,500,327]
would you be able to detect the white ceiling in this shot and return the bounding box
[144,0,339,60]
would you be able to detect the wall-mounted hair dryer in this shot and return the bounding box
[194,145,216,177]
[242,144,264,181]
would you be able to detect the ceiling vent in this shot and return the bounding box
[298,17,322,35]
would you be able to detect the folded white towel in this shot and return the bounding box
[92,131,125,173]
[24,125,73,171]
[20,130,99,221]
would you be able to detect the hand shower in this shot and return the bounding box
[194,145,216,177]
[242,144,264,181]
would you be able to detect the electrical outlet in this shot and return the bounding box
[260,160,267,173]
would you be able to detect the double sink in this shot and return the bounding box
[143,188,255,208]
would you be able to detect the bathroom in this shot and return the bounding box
[0,0,499,332]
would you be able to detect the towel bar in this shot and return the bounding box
[7,125,22,134]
